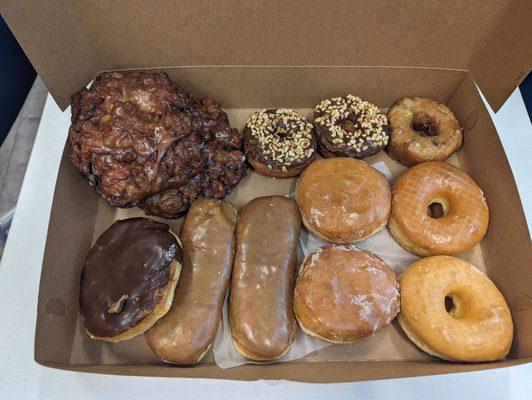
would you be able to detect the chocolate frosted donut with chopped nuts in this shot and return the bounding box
[314,95,389,159]
[243,109,317,177]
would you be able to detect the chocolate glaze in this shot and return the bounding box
[315,123,389,159]
[80,218,182,338]
[313,96,389,159]
[243,109,317,169]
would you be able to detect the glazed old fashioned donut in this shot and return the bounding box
[388,162,489,256]
[313,95,389,159]
[244,109,316,177]
[295,157,391,243]
[387,97,462,166]
[294,245,399,343]
[80,218,182,342]
[398,256,513,362]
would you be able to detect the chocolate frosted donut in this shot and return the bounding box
[80,218,182,342]
[314,95,389,159]
[244,109,317,177]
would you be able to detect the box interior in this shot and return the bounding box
[35,66,532,382]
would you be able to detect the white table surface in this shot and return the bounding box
[0,89,530,400]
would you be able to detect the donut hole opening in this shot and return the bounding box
[339,118,357,133]
[445,296,455,314]
[444,294,464,318]
[412,112,439,137]
[274,119,291,137]
[427,200,448,219]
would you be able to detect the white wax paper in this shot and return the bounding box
[213,160,419,368]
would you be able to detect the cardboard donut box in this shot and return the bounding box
[2,0,531,382]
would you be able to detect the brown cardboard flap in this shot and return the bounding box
[2,0,530,110]
[469,0,532,111]
[0,0,99,107]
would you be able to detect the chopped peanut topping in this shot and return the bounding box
[245,109,314,165]
[314,95,389,151]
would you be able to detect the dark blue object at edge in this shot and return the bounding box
[0,15,36,147]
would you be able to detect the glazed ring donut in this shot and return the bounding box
[388,162,489,256]
[398,256,513,362]
[243,109,317,177]
[313,95,389,159]
[387,97,462,166]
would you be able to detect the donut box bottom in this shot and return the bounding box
[32,65,532,382]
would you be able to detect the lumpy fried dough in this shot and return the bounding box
[68,71,246,218]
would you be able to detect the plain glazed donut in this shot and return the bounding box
[296,158,391,244]
[398,256,513,362]
[294,245,399,343]
[387,97,462,166]
[388,162,488,256]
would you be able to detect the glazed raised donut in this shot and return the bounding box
[313,95,389,159]
[398,256,513,362]
[387,97,462,166]
[79,218,182,342]
[388,162,489,256]
[296,157,391,244]
[145,199,237,364]
[230,196,300,360]
[294,245,399,343]
[244,109,317,177]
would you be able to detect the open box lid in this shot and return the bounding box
[1,0,531,111]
